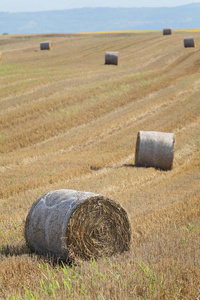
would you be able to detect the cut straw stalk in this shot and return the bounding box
[25,189,131,260]
[135,131,175,170]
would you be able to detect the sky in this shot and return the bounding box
[0,0,200,13]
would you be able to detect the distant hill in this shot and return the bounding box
[0,3,200,34]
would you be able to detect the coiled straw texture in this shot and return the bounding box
[25,189,131,261]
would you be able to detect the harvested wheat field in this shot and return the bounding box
[0,31,200,299]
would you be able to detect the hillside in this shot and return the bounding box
[1,3,200,34]
[0,31,200,299]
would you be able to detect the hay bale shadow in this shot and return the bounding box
[90,163,168,170]
[0,243,74,266]
[0,244,31,257]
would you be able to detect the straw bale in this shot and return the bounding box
[135,131,175,170]
[25,189,131,260]
[184,37,195,48]
[163,28,172,35]
[40,41,52,50]
[105,51,119,65]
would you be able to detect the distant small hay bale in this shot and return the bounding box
[105,51,119,65]
[184,37,195,48]
[25,189,131,261]
[40,41,52,50]
[135,131,175,170]
[163,28,173,35]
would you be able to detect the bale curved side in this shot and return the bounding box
[135,131,175,170]
[25,189,131,260]
[105,51,119,65]
[40,41,52,50]
[184,37,195,48]
[163,28,172,35]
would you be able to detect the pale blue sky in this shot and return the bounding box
[0,0,200,13]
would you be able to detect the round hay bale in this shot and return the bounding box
[25,189,131,260]
[105,51,119,65]
[135,131,175,170]
[40,41,52,50]
[184,37,195,48]
[163,28,172,35]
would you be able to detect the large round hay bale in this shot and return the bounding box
[40,41,52,50]
[135,131,175,170]
[105,51,119,65]
[163,28,172,35]
[25,189,131,260]
[184,37,195,48]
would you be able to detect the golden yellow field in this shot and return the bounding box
[0,31,200,299]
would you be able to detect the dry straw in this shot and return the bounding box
[135,131,175,170]
[40,41,52,50]
[105,51,119,65]
[163,28,173,35]
[25,189,131,260]
[184,37,195,48]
